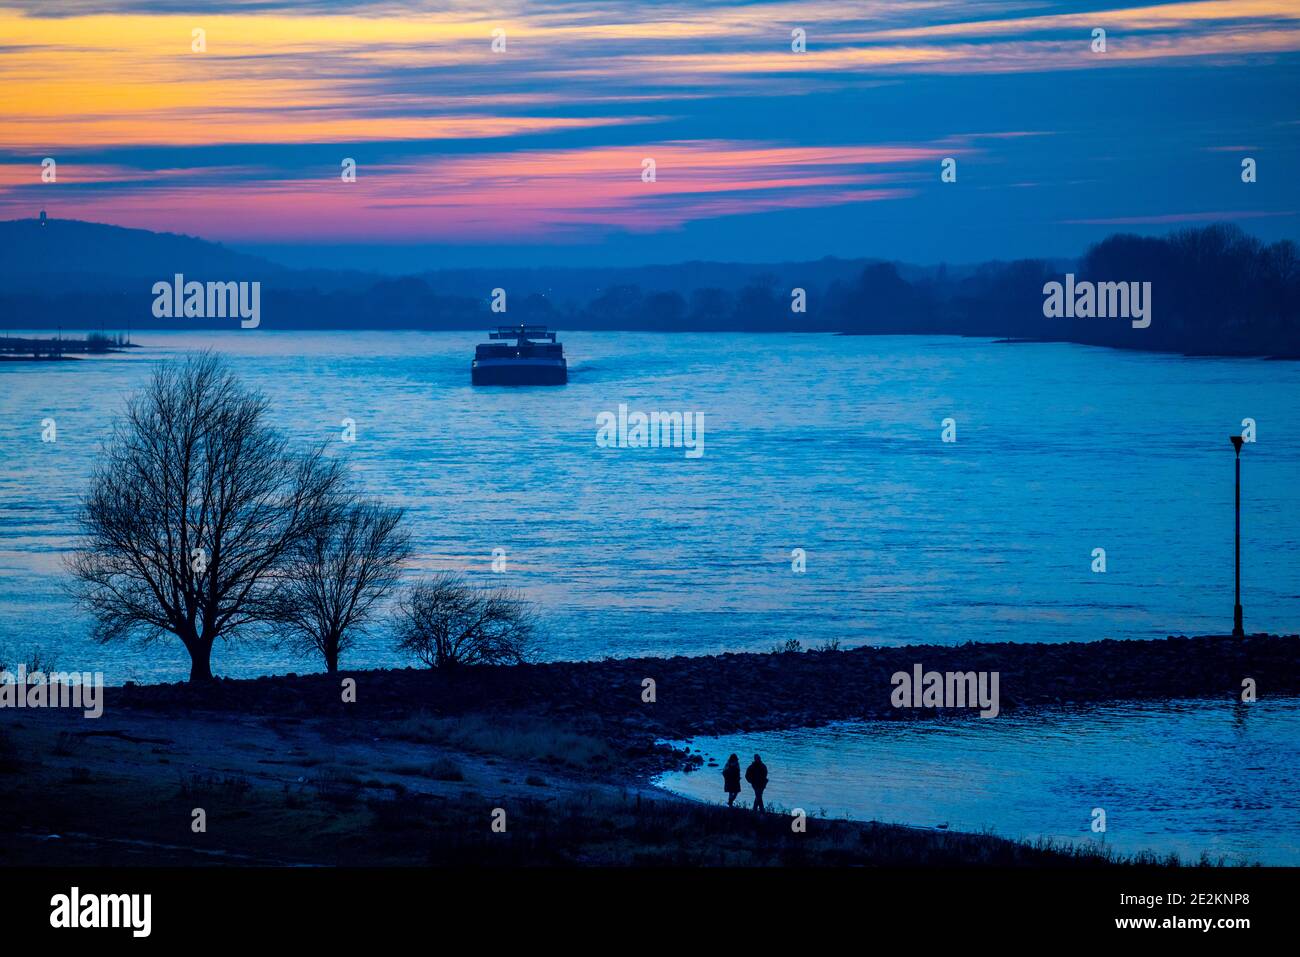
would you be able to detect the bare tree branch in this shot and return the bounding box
[68,352,346,682]
[270,495,410,673]
[392,574,537,669]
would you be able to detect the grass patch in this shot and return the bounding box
[341,787,1198,868]
[53,731,84,757]
[428,757,464,782]
[392,713,612,769]
[312,768,365,806]
[178,772,252,805]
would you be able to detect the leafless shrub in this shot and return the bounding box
[312,768,364,805]
[392,573,537,669]
[0,646,58,675]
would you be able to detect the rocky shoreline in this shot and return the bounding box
[110,633,1300,750]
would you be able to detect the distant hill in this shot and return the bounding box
[0,215,1000,301]
[0,218,284,294]
[0,217,374,295]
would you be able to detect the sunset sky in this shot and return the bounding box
[1,0,1297,269]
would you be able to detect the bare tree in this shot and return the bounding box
[392,573,537,668]
[68,353,344,683]
[273,497,410,673]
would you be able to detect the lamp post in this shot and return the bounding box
[1230,435,1244,637]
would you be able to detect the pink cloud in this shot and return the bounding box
[3,140,957,241]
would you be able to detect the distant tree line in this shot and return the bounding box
[11,225,1298,357]
[69,354,535,682]
[825,224,1299,357]
[0,332,128,357]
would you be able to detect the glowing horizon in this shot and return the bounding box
[0,0,1296,265]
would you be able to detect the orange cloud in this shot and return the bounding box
[2,2,1297,151]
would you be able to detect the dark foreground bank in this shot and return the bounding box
[0,696,1192,868]
[3,634,1293,868]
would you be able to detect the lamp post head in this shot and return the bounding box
[1230,435,1244,454]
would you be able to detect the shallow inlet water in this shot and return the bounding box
[655,697,1300,866]
[0,330,1297,681]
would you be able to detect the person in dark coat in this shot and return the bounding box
[744,754,768,811]
[722,754,742,806]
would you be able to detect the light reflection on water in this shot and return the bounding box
[0,330,1297,682]
[656,697,1300,865]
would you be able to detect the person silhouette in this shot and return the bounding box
[744,754,768,812]
[722,753,741,807]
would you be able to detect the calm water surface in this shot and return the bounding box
[656,697,1300,865]
[0,330,1296,681]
